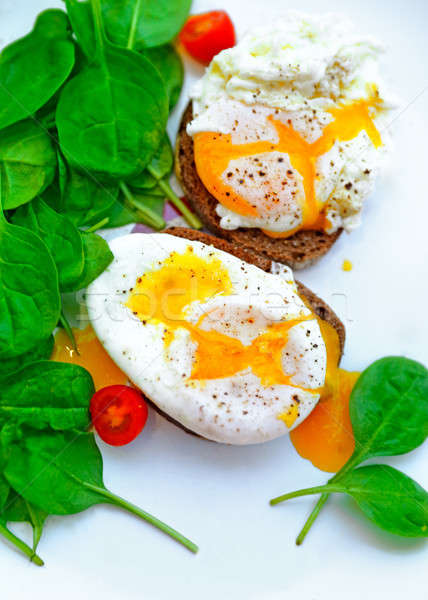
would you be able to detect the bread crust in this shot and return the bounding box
[153,227,346,440]
[176,103,342,270]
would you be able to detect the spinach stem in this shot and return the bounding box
[295,493,330,545]
[126,0,142,50]
[85,217,109,233]
[270,484,339,505]
[120,182,166,230]
[87,484,198,553]
[150,173,203,230]
[59,310,79,356]
[0,522,44,566]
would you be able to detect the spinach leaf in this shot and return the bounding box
[11,198,84,292]
[64,0,96,60]
[56,1,168,179]
[101,0,191,49]
[272,465,428,539]
[0,361,93,431]
[0,335,54,380]
[0,9,75,130]
[335,466,428,538]
[271,356,428,543]
[128,133,173,190]
[0,213,60,360]
[0,120,56,210]
[141,45,184,111]
[4,429,197,552]
[61,168,118,228]
[67,231,113,290]
[349,357,428,461]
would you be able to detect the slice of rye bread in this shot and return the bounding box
[151,227,346,439]
[175,102,342,270]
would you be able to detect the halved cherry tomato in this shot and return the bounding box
[179,10,236,65]
[90,385,148,446]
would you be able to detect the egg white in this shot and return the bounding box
[86,233,326,445]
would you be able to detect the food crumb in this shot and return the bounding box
[342,259,353,272]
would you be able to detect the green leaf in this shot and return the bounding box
[0,9,75,130]
[64,0,96,60]
[336,466,428,538]
[56,45,168,179]
[141,45,184,111]
[61,168,119,228]
[0,217,60,360]
[68,231,113,290]
[128,133,173,190]
[349,357,428,462]
[0,335,54,380]
[0,361,93,431]
[4,429,197,552]
[11,198,84,292]
[101,0,192,49]
[0,476,9,510]
[0,120,57,210]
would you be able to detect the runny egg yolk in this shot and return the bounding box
[52,325,128,390]
[125,247,316,391]
[194,96,382,238]
[290,312,360,471]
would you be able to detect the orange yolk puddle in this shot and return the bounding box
[290,314,360,472]
[52,325,128,390]
[194,96,382,238]
[125,247,316,392]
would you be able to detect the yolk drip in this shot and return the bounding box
[194,96,382,238]
[290,316,360,472]
[52,325,128,390]
[126,247,315,389]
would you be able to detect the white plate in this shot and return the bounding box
[1,1,427,598]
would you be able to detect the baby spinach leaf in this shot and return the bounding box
[67,231,113,290]
[335,465,428,538]
[119,183,165,229]
[0,361,93,431]
[128,133,173,190]
[272,465,428,539]
[65,0,96,60]
[61,168,118,228]
[141,45,184,111]
[11,198,84,292]
[0,214,60,360]
[0,120,57,210]
[349,357,428,462]
[0,9,75,130]
[0,335,54,380]
[4,429,197,552]
[101,0,191,49]
[56,38,168,179]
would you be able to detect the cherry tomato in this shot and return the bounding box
[90,385,148,446]
[179,10,236,65]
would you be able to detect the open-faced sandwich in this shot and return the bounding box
[177,12,394,268]
[87,228,345,444]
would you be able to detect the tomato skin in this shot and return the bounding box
[90,385,148,446]
[179,10,236,65]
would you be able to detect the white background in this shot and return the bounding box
[1,1,427,598]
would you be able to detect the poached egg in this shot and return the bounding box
[87,233,327,444]
[188,12,394,237]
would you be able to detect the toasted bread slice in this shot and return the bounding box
[153,227,346,439]
[175,103,342,270]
